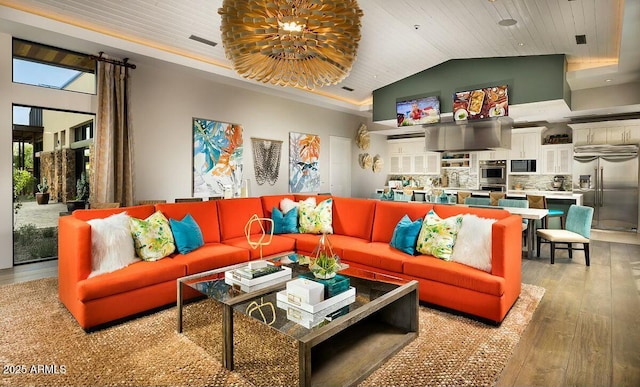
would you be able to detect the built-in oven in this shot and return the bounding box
[479,160,506,186]
[479,184,507,192]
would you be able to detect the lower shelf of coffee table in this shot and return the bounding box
[308,318,417,386]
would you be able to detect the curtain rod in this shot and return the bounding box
[90,52,136,69]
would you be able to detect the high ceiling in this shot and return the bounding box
[0,0,638,117]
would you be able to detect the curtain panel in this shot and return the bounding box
[93,61,134,206]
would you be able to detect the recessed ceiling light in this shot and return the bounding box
[518,42,525,46]
[498,19,517,27]
[605,79,612,82]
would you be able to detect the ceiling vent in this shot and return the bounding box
[575,34,587,44]
[188,35,218,47]
[341,86,354,92]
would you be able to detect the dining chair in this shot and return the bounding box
[464,197,491,206]
[456,191,471,204]
[489,192,506,206]
[498,198,529,245]
[526,194,565,229]
[175,197,203,203]
[136,199,167,205]
[536,204,594,266]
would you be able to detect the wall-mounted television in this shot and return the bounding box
[396,96,440,127]
[453,85,508,121]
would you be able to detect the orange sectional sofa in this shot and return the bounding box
[58,195,522,330]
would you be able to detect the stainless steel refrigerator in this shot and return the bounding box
[573,144,639,231]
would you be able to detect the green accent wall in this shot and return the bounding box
[373,54,568,122]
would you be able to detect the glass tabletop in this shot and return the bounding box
[182,253,410,339]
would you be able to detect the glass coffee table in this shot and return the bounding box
[177,252,418,387]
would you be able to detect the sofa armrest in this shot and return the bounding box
[58,215,92,303]
[490,215,522,283]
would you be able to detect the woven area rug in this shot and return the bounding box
[0,278,544,387]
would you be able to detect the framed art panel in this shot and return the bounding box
[289,132,320,193]
[193,118,243,197]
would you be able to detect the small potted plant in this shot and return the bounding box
[35,177,50,205]
[309,233,341,279]
[67,172,89,212]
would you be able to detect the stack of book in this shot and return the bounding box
[224,263,292,293]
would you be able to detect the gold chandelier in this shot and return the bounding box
[218,0,363,89]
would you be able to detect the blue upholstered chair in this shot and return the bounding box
[464,197,492,206]
[536,204,594,266]
[498,198,529,245]
[527,194,565,229]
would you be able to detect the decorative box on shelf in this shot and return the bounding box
[276,287,356,329]
[285,278,325,305]
[224,264,292,293]
[297,272,351,299]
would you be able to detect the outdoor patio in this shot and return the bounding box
[14,200,68,229]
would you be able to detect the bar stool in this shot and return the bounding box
[526,195,565,229]
[489,192,505,206]
[457,191,471,204]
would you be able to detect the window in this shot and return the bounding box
[12,38,96,94]
[73,121,94,142]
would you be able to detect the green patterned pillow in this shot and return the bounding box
[299,198,333,234]
[416,209,462,260]
[130,211,176,261]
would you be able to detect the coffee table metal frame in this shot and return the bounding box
[177,256,419,387]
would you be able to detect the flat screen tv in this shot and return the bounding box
[453,85,508,121]
[396,96,440,127]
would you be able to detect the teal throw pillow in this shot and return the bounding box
[169,213,204,255]
[272,207,299,234]
[390,214,422,255]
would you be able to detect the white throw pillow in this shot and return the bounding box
[450,214,496,272]
[280,197,316,214]
[87,212,139,278]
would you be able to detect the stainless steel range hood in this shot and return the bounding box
[424,116,513,152]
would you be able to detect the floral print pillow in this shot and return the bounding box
[299,198,333,234]
[416,210,462,260]
[130,211,176,261]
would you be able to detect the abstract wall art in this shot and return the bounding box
[193,118,243,197]
[251,137,282,186]
[289,132,320,193]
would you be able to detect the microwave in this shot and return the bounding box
[511,159,537,173]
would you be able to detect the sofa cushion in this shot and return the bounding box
[130,211,176,261]
[403,257,505,297]
[343,242,410,273]
[73,204,155,222]
[371,201,433,243]
[451,214,496,273]
[156,201,221,243]
[172,243,249,274]
[390,215,422,255]
[272,207,299,234]
[416,210,462,261]
[299,198,333,234]
[260,194,295,219]
[169,214,205,255]
[332,197,376,240]
[87,212,139,278]
[217,198,265,240]
[77,258,186,302]
[222,235,295,259]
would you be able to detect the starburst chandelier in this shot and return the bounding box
[218,0,363,89]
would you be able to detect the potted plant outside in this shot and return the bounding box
[67,172,89,212]
[35,177,50,205]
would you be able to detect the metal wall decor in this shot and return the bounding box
[251,137,282,186]
[218,0,364,89]
[355,123,370,150]
[372,154,383,173]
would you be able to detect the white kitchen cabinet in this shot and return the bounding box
[477,150,509,161]
[388,139,438,174]
[572,128,607,145]
[510,129,542,160]
[541,144,572,174]
[389,154,412,174]
[606,126,640,144]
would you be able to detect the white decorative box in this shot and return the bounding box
[276,290,356,329]
[285,278,325,305]
[276,286,356,314]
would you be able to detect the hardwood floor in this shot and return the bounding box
[1,234,639,386]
